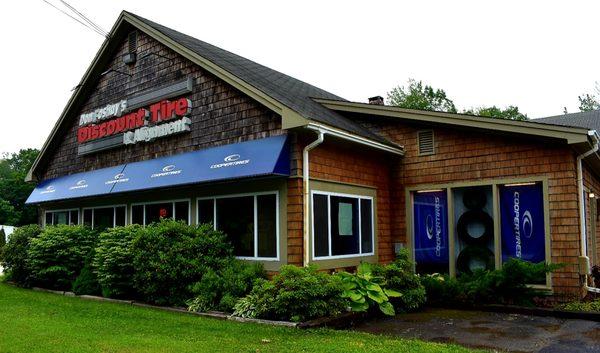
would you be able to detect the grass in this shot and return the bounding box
[0,282,482,353]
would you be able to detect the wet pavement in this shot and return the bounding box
[354,308,600,353]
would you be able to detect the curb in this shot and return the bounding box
[474,304,600,322]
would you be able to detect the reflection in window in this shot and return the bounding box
[131,201,190,226]
[45,209,79,226]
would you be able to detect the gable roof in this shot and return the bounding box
[27,11,397,181]
[533,110,600,132]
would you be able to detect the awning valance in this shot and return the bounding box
[26,135,289,204]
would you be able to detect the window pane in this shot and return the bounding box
[217,196,254,257]
[94,207,114,231]
[70,210,79,225]
[53,211,69,225]
[313,194,329,257]
[145,203,172,225]
[360,199,373,254]
[197,199,214,226]
[83,209,93,227]
[175,201,189,224]
[115,206,126,226]
[132,205,144,225]
[330,196,359,256]
[257,194,277,258]
[45,212,53,226]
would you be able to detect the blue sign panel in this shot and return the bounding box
[500,183,546,263]
[26,135,289,204]
[25,164,126,204]
[413,191,449,265]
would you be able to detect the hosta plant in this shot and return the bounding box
[338,263,401,316]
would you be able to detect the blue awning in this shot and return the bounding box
[26,135,289,204]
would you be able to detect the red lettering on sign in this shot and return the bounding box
[150,102,161,123]
[175,98,191,116]
[77,127,88,143]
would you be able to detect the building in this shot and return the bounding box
[26,11,600,298]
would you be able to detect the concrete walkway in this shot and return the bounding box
[354,308,600,353]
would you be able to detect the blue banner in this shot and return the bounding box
[413,191,449,265]
[500,183,546,263]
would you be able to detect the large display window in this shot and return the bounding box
[410,179,550,286]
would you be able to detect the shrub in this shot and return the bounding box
[93,225,141,298]
[233,265,347,322]
[422,259,561,306]
[1,225,41,285]
[187,259,266,313]
[372,249,426,312]
[27,225,97,290]
[72,252,101,296]
[132,220,233,306]
[560,299,600,312]
[0,228,6,253]
[338,263,401,316]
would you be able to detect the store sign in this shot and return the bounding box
[500,183,545,263]
[413,191,449,265]
[77,97,192,145]
[210,154,250,169]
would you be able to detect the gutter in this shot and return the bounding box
[577,130,600,294]
[302,129,325,266]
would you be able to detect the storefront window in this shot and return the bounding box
[131,200,190,226]
[197,192,279,259]
[45,209,79,226]
[312,192,374,259]
[83,206,127,230]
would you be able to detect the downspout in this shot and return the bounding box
[303,129,325,267]
[577,130,600,294]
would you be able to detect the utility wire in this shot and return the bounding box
[58,0,109,37]
[41,0,108,38]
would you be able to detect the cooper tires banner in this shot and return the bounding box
[499,183,546,263]
[413,191,449,266]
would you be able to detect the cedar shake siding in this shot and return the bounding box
[583,165,600,266]
[40,30,283,180]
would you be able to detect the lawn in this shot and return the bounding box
[0,282,480,353]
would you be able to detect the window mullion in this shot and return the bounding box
[213,199,217,230]
[327,195,332,257]
[254,195,258,258]
[358,198,362,254]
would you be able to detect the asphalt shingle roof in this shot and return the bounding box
[534,110,600,132]
[128,12,394,146]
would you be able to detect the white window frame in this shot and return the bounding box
[44,208,80,227]
[131,199,191,226]
[82,204,128,229]
[196,191,280,261]
[311,190,375,260]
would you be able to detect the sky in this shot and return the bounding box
[0,0,599,155]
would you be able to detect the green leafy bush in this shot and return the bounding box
[72,254,101,295]
[372,249,426,312]
[338,263,401,316]
[0,225,41,285]
[560,299,600,312]
[233,265,347,322]
[187,259,266,313]
[422,259,560,306]
[132,220,233,306]
[27,225,97,290]
[93,225,141,298]
[0,228,6,253]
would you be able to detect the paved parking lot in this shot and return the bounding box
[354,308,600,353]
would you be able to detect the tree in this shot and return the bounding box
[578,82,600,112]
[387,79,457,113]
[0,149,40,226]
[463,105,528,121]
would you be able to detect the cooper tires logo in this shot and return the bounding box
[114,173,125,180]
[41,185,55,194]
[151,164,182,178]
[224,154,241,162]
[69,179,88,190]
[76,180,87,186]
[522,210,533,239]
[425,215,434,240]
[162,165,176,172]
[105,173,129,185]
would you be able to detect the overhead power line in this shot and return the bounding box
[41,0,108,38]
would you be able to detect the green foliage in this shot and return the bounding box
[0,149,40,226]
[372,249,426,312]
[132,220,233,306]
[93,225,141,298]
[187,259,266,313]
[578,82,600,112]
[27,225,97,290]
[0,228,6,253]
[422,259,561,306]
[387,79,457,113]
[560,299,600,312]
[72,255,101,296]
[1,224,41,285]
[338,263,401,316]
[463,105,528,121]
[233,265,347,322]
